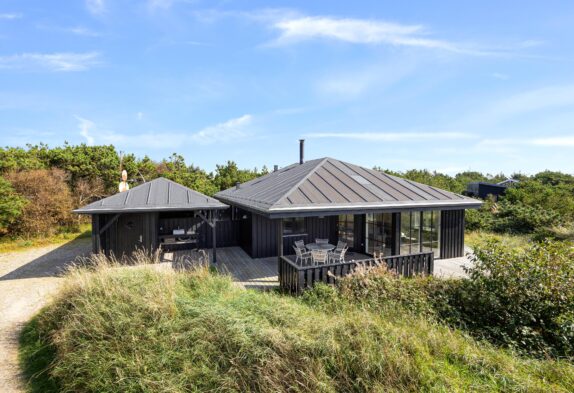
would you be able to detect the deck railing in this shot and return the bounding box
[279,252,434,295]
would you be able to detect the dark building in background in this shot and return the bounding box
[465,179,519,201]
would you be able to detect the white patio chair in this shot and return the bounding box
[293,245,312,266]
[335,240,347,251]
[294,240,306,250]
[311,249,329,265]
[315,238,329,245]
[328,246,348,264]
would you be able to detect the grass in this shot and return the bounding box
[0,224,91,254]
[465,230,531,250]
[19,253,574,393]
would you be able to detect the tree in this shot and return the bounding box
[5,169,76,237]
[0,177,26,233]
[213,161,266,191]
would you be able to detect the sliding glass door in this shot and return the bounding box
[337,214,354,248]
[365,213,393,256]
[400,211,441,257]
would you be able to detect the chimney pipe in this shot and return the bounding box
[235,181,240,190]
[273,165,278,172]
[299,139,305,165]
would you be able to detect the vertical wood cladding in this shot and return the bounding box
[440,210,465,259]
[248,214,338,259]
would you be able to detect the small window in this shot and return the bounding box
[283,217,306,235]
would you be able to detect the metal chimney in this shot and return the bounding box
[299,139,305,164]
[273,165,278,172]
[235,181,241,190]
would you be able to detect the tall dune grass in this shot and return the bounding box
[20,252,574,392]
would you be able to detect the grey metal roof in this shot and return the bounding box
[215,157,482,217]
[75,177,228,214]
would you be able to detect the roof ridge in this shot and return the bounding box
[270,157,330,209]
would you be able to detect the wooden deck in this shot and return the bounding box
[161,246,371,290]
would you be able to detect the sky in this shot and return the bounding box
[1,0,574,176]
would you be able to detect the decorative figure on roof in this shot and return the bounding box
[119,170,130,192]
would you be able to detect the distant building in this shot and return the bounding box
[465,179,519,200]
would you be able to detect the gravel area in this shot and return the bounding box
[0,238,91,393]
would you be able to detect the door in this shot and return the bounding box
[116,213,146,256]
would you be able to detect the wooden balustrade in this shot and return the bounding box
[279,252,434,295]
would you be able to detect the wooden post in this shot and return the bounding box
[276,218,283,266]
[212,210,217,264]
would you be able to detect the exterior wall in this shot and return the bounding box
[247,213,337,259]
[92,211,237,257]
[440,209,465,259]
[234,208,468,260]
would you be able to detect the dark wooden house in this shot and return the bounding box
[215,155,482,260]
[74,177,229,261]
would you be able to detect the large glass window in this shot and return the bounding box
[283,217,305,235]
[366,213,393,256]
[400,211,441,257]
[337,214,354,247]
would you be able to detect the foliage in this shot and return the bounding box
[5,169,77,237]
[214,160,269,191]
[458,240,574,358]
[0,176,27,233]
[337,239,574,359]
[20,255,574,392]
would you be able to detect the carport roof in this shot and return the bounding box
[74,177,228,214]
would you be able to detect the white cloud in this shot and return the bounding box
[190,114,252,144]
[75,116,95,145]
[305,131,475,142]
[86,0,105,15]
[66,26,101,37]
[530,136,574,146]
[493,84,574,117]
[136,112,144,120]
[74,114,254,149]
[268,15,494,55]
[0,52,101,71]
[0,13,22,20]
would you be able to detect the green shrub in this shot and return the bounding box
[0,176,26,233]
[457,240,574,358]
[20,255,574,392]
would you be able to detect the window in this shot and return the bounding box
[400,211,441,257]
[283,217,306,235]
[366,213,393,256]
[338,214,354,247]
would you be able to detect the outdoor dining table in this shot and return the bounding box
[305,242,335,251]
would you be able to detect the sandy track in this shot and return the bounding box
[0,238,90,393]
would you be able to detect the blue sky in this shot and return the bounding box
[1,0,574,175]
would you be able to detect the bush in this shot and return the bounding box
[5,169,76,237]
[0,176,26,233]
[20,254,574,392]
[333,240,574,359]
[457,240,574,358]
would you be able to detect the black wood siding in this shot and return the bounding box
[248,214,338,258]
[440,210,465,259]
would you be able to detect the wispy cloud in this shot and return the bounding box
[86,0,105,15]
[190,114,252,144]
[0,13,22,20]
[478,136,574,149]
[305,131,476,142]
[76,114,254,149]
[266,15,498,55]
[0,52,102,71]
[75,116,95,145]
[66,26,101,37]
